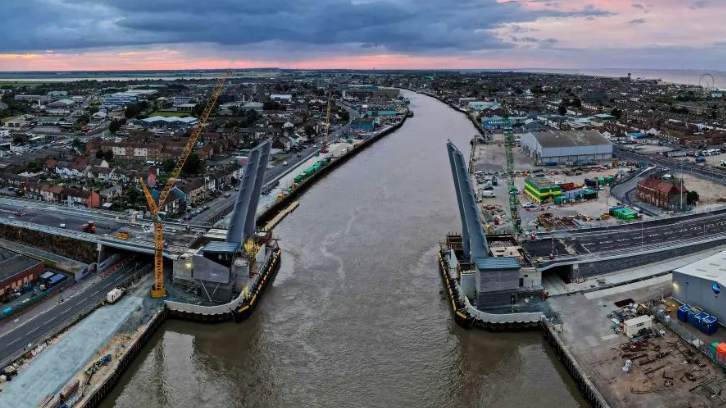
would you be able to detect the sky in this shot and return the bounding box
[0,0,724,71]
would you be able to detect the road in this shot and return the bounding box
[615,146,726,185]
[0,262,147,368]
[0,198,123,234]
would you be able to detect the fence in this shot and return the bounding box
[652,307,726,371]
[462,297,543,324]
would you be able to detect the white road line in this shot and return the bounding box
[28,327,38,334]
[61,308,70,315]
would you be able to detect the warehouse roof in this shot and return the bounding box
[0,254,41,282]
[531,130,612,148]
[674,250,726,287]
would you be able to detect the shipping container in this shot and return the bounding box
[688,307,703,326]
[694,312,709,331]
[703,316,719,335]
[47,274,66,288]
[677,304,691,322]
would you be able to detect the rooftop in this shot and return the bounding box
[674,250,726,287]
[0,254,41,282]
[475,256,521,271]
[531,130,612,148]
[203,241,241,254]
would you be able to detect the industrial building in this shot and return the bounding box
[342,85,400,101]
[520,130,613,165]
[672,250,726,324]
[0,252,45,296]
[524,177,562,203]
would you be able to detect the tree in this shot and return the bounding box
[88,105,100,115]
[557,104,567,116]
[304,124,316,137]
[338,108,349,122]
[109,118,126,133]
[687,191,699,205]
[12,136,24,145]
[124,104,141,119]
[182,152,203,175]
[96,149,104,159]
[162,159,176,172]
[262,100,283,111]
[610,108,623,119]
[103,150,113,161]
[572,98,582,108]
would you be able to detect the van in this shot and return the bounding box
[60,223,66,228]
[481,191,495,198]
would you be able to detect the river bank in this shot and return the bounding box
[97,90,586,408]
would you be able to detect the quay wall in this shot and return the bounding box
[541,322,612,408]
[78,308,168,408]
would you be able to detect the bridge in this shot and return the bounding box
[0,141,273,266]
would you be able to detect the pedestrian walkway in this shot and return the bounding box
[0,296,143,408]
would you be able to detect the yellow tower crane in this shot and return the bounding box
[140,70,232,298]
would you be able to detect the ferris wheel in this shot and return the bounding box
[700,73,715,91]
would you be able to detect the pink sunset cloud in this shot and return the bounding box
[0,0,723,71]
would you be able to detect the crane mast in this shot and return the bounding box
[141,70,232,298]
[503,115,521,235]
[320,88,332,154]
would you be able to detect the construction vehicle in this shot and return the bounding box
[140,70,232,298]
[82,220,96,233]
[116,231,130,240]
[320,88,332,154]
[503,116,522,234]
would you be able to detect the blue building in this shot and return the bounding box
[482,115,506,129]
[366,107,398,117]
[103,93,139,108]
[350,118,375,131]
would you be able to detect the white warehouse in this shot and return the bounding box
[520,130,613,165]
[672,250,726,323]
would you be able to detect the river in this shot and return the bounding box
[99,91,587,408]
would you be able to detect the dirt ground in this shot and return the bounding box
[474,166,642,232]
[471,134,536,173]
[673,172,726,205]
[549,280,726,408]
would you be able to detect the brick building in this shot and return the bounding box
[0,254,45,296]
[636,176,688,209]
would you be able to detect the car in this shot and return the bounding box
[522,203,538,209]
[283,161,288,166]
[60,223,66,228]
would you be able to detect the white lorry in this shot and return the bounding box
[106,288,126,304]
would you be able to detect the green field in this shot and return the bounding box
[0,81,53,88]
[150,111,194,117]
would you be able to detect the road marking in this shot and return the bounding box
[91,290,99,296]
[61,308,70,315]
[28,327,38,334]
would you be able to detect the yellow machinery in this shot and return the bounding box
[140,70,232,298]
[320,88,332,154]
[116,231,130,240]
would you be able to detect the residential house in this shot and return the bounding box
[179,179,206,207]
[99,185,122,202]
[271,135,291,151]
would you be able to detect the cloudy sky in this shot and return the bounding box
[0,0,724,71]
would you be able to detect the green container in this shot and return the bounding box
[554,196,566,205]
